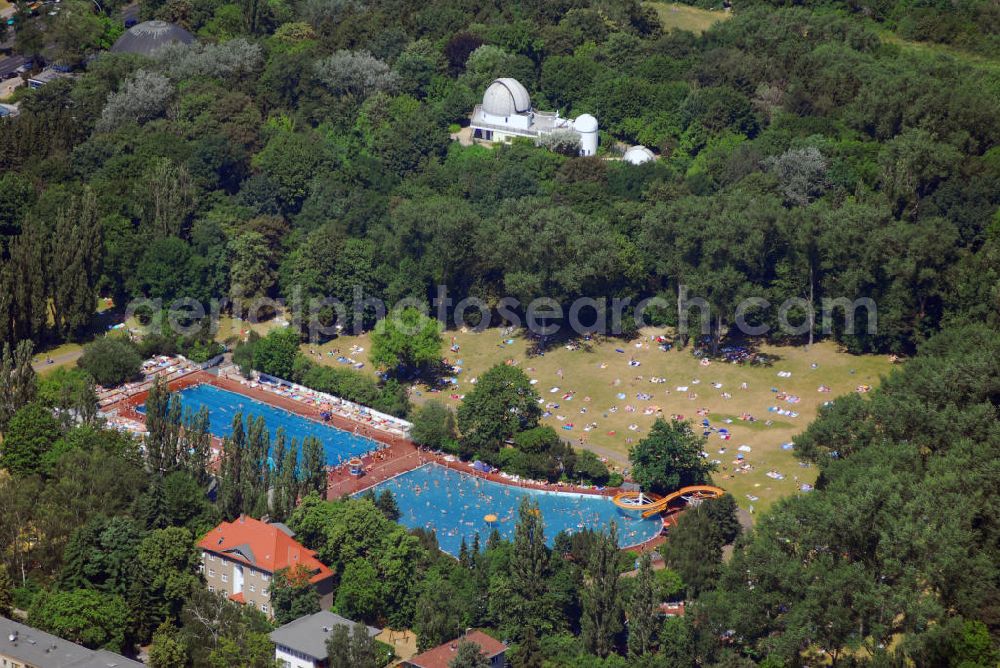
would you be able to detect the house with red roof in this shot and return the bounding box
[197,515,335,617]
[403,631,507,668]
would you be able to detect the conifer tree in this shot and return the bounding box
[459,538,469,569]
[300,436,326,498]
[376,489,400,521]
[243,415,270,513]
[626,552,659,658]
[0,340,36,432]
[581,523,623,657]
[276,436,299,520]
[218,413,245,519]
[271,428,288,520]
[183,407,211,484]
[49,188,102,340]
[9,218,48,342]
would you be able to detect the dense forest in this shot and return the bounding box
[1,0,998,354]
[0,0,998,665]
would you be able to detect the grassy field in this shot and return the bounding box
[879,30,1000,74]
[645,2,730,34]
[300,327,894,514]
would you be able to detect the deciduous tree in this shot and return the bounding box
[629,418,715,495]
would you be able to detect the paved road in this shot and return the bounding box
[576,440,630,467]
[0,54,25,79]
[32,349,83,372]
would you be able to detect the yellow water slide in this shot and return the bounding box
[612,485,726,518]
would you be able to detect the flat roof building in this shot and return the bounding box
[27,67,73,89]
[0,616,143,668]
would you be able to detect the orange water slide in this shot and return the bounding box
[612,485,726,518]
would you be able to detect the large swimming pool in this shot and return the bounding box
[362,464,662,556]
[141,384,376,464]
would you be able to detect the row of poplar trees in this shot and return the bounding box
[143,379,328,522]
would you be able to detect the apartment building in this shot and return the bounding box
[197,515,335,617]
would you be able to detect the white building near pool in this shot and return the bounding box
[470,77,599,156]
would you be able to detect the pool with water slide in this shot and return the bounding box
[139,383,377,464]
[361,464,662,556]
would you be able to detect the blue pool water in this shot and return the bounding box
[361,464,662,556]
[140,384,377,464]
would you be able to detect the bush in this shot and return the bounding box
[231,331,259,378]
[251,327,301,379]
[298,362,411,418]
[572,449,610,486]
[410,400,457,450]
[78,337,142,387]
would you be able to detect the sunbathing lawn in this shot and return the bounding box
[645,2,730,34]
[301,328,894,514]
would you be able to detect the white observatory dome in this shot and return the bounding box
[482,78,531,116]
[573,113,599,134]
[623,145,655,165]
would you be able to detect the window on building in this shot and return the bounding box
[208,569,215,577]
[262,588,269,596]
[261,604,268,613]
[262,573,270,581]
[249,584,255,592]
[208,586,214,593]
[221,573,228,582]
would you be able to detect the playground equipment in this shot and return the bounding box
[612,485,726,518]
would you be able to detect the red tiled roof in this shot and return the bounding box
[198,515,333,584]
[229,592,245,603]
[659,601,685,616]
[406,631,506,668]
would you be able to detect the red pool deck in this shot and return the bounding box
[106,371,675,552]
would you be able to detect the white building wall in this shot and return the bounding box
[480,110,531,130]
[275,645,320,668]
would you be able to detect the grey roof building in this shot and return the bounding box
[269,610,380,668]
[0,616,142,668]
[111,20,194,56]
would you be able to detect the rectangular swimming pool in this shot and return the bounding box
[141,383,377,464]
[361,464,662,556]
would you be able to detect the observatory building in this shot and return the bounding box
[111,20,195,56]
[623,145,656,165]
[470,77,598,156]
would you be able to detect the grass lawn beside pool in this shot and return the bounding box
[301,327,894,514]
[645,2,730,34]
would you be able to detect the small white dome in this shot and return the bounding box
[482,78,531,116]
[623,145,655,165]
[574,113,598,133]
